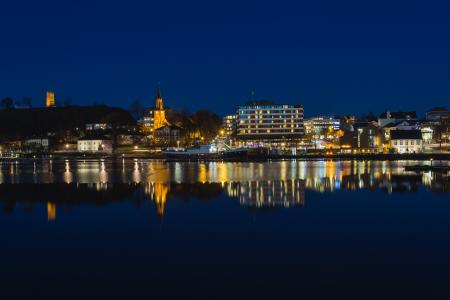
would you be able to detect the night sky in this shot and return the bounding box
[1,0,449,117]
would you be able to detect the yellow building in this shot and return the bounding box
[46,91,55,108]
[152,84,167,130]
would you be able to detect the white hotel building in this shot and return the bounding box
[236,104,304,145]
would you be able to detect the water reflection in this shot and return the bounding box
[228,180,305,208]
[47,201,56,221]
[0,159,448,220]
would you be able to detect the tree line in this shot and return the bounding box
[1,97,74,109]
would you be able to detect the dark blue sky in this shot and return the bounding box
[1,0,449,117]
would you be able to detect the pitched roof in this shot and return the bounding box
[383,120,417,128]
[155,124,182,131]
[390,130,422,140]
[379,111,417,119]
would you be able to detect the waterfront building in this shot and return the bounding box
[390,130,423,154]
[154,125,182,147]
[420,125,434,144]
[340,122,382,153]
[304,115,340,135]
[236,103,304,146]
[77,138,113,154]
[340,115,357,131]
[46,91,55,108]
[223,114,238,137]
[426,107,450,121]
[378,111,417,127]
[382,120,420,141]
[304,115,342,149]
[85,123,111,131]
[22,138,51,153]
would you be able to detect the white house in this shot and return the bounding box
[22,138,50,152]
[77,138,113,154]
[382,120,419,141]
[390,130,423,154]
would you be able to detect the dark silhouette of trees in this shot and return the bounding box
[1,97,14,110]
[128,99,146,120]
[165,108,222,142]
[360,112,377,122]
[191,110,222,141]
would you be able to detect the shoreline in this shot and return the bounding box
[1,152,450,161]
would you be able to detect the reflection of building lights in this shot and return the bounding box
[47,202,56,221]
[146,182,169,217]
[132,162,141,183]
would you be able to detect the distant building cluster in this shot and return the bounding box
[223,106,450,154]
[0,88,450,156]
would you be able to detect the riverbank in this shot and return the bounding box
[1,152,450,161]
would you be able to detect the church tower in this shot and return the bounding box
[152,83,167,130]
[155,84,163,110]
[46,91,55,108]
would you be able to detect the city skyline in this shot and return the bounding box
[1,0,450,116]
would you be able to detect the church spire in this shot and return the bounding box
[156,82,162,99]
[155,83,163,110]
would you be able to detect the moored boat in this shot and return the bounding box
[162,144,220,160]
[222,147,249,160]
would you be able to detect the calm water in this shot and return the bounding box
[0,159,449,299]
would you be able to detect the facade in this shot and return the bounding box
[223,114,238,137]
[154,125,181,147]
[152,85,167,130]
[390,130,423,153]
[426,107,450,121]
[46,91,55,108]
[378,111,417,127]
[140,84,169,132]
[340,122,381,152]
[382,120,419,141]
[86,123,111,131]
[304,115,340,135]
[237,103,304,144]
[22,138,51,152]
[77,138,113,154]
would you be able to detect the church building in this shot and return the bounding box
[152,84,167,130]
[140,84,169,131]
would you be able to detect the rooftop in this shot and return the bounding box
[390,130,422,140]
[379,111,417,119]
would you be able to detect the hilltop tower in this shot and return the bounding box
[46,91,55,108]
[152,83,167,130]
